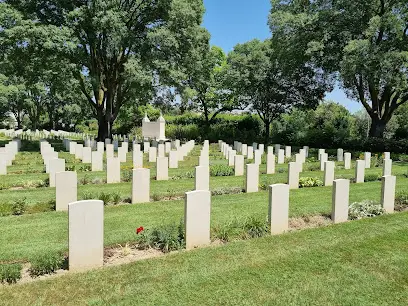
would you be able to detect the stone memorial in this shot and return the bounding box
[268,184,289,234]
[195,166,209,191]
[156,157,169,181]
[381,175,396,213]
[234,155,244,176]
[68,200,104,272]
[91,152,103,171]
[324,161,335,186]
[332,179,350,223]
[184,190,211,250]
[245,164,259,193]
[56,171,77,211]
[106,157,120,183]
[132,168,150,203]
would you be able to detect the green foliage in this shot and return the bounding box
[364,174,381,182]
[299,177,323,188]
[211,187,243,196]
[11,198,27,215]
[349,200,385,220]
[136,222,185,253]
[2,0,208,139]
[111,193,121,205]
[99,192,112,206]
[29,252,65,277]
[210,164,234,177]
[170,171,195,180]
[395,191,408,211]
[226,38,327,141]
[306,163,321,172]
[212,216,268,242]
[270,0,408,138]
[79,175,91,185]
[0,263,22,284]
[122,170,132,183]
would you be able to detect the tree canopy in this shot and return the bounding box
[226,38,328,142]
[1,0,208,139]
[269,0,408,138]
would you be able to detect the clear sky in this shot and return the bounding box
[202,0,361,113]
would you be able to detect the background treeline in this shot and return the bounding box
[111,100,408,153]
[1,1,408,147]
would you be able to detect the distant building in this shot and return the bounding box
[142,113,166,140]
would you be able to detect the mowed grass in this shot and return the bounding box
[1,177,408,263]
[1,212,408,305]
[0,156,407,205]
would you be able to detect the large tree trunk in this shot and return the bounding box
[369,117,386,138]
[97,113,112,141]
[264,120,271,144]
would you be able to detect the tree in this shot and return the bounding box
[179,45,238,130]
[226,39,327,143]
[3,0,207,140]
[270,0,408,138]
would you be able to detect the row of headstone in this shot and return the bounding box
[67,171,397,271]
[40,140,66,187]
[0,139,20,174]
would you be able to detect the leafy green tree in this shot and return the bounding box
[179,44,238,130]
[2,0,207,140]
[226,39,327,143]
[270,0,408,138]
[308,101,354,146]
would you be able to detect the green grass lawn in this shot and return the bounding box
[0,154,406,206]
[1,212,408,305]
[1,177,407,263]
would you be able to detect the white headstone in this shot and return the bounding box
[381,175,396,213]
[56,171,77,211]
[132,168,150,203]
[184,190,211,250]
[68,200,104,271]
[106,157,120,183]
[195,166,209,191]
[268,184,289,234]
[332,179,350,223]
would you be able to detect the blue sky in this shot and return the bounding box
[202,0,361,113]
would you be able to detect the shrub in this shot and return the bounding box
[212,216,268,242]
[306,164,320,172]
[170,171,195,180]
[299,177,323,188]
[136,222,185,253]
[79,175,91,185]
[210,164,234,177]
[81,191,96,200]
[349,200,385,220]
[122,170,132,182]
[112,193,121,205]
[12,198,27,216]
[395,191,408,211]
[0,264,22,284]
[241,216,268,239]
[364,174,381,182]
[29,252,65,277]
[211,187,243,196]
[151,193,161,202]
[277,168,285,173]
[98,192,112,205]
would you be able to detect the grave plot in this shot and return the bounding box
[0,134,407,304]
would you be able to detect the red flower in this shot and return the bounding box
[136,226,144,234]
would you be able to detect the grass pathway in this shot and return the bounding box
[1,212,407,305]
